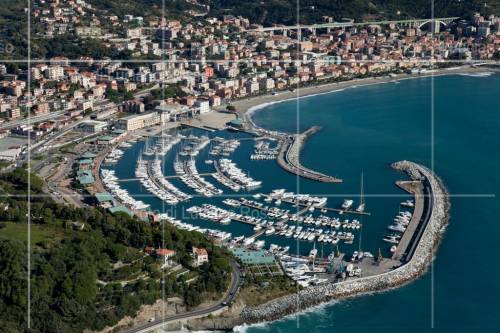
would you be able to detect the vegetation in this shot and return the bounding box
[206,0,500,26]
[0,168,233,332]
[238,273,296,307]
[150,83,187,100]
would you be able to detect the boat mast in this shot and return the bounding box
[358,171,363,252]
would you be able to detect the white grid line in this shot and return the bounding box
[0,59,496,63]
[430,0,436,328]
[27,0,32,329]
[295,0,301,327]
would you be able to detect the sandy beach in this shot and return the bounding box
[225,65,499,122]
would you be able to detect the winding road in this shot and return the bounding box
[122,260,243,333]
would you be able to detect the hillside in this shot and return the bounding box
[204,0,500,26]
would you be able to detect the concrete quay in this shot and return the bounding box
[239,160,449,324]
[277,126,343,183]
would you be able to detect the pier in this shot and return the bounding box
[260,194,371,216]
[117,173,216,182]
[277,126,343,183]
[392,179,431,262]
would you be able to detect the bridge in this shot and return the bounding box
[247,17,459,34]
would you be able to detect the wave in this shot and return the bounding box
[457,72,494,78]
[245,88,346,123]
[233,299,340,332]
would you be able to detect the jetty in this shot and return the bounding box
[391,180,426,261]
[277,126,342,183]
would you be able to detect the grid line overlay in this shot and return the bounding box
[15,1,498,331]
[27,0,32,329]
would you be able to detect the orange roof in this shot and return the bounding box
[195,248,208,256]
[156,249,175,257]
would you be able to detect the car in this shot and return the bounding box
[221,301,228,306]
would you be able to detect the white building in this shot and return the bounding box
[192,247,209,267]
[194,100,210,114]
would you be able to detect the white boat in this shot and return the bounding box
[341,199,354,210]
[401,200,414,208]
[383,235,400,244]
[265,227,275,235]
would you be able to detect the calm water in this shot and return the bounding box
[113,72,500,332]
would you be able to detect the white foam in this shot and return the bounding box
[234,299,340,332]
[457,71,493,77]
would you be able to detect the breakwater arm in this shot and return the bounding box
[277,126,342,183]
[238,160,449,323]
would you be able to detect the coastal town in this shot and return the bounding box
[0,1,498,332]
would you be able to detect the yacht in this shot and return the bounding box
[401,200,415,208]
[388,224,406,232]
[341,199,353,210]
[265,227,275,235]
[383,235,400,244]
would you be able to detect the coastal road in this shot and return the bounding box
[122,260,243,333]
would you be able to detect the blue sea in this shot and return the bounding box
[113,72,500,332]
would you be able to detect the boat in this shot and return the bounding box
[265,227,275,235]
[388,224,406,232]
[383,235,400,244]
[401,200,414,208]
[355,172,366,212]
[390,245,397,253]
[341,199,353,210]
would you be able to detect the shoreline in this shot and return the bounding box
[227,65,499,126]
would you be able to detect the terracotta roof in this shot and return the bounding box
[195,248,208,256]
[156,249,175,257]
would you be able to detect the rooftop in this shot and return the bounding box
[95,192,114,203]
[231,248,276,265]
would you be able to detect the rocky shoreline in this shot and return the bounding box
[236,160,450,324]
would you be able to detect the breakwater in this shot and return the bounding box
[277,126,343,183]
[238,160,449,323]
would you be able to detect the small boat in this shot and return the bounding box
[341,199,353,210]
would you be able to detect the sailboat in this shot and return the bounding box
[355,172,365,212]
[143,138,155,156]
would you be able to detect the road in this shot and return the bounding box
[122,260,243,333]
[248,17,459,32]
[0,110,68,130]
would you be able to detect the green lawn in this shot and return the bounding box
[0,222,63,245]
